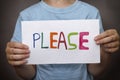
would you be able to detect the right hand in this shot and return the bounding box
[6,42,30,66]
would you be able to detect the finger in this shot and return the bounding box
[8,60,28,66]
[95,29,117,41]
[8,48,30,54]
[7,42,29,49]
[8,54,30,61]
[103,41,120,48]
[95,35,118,44]
[104,47,119,53]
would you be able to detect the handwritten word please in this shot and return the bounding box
[33,32,89,50]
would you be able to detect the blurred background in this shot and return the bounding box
[0,0,120,80]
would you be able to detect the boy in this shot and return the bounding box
[6,0,120,80]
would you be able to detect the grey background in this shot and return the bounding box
[0,0,120,80]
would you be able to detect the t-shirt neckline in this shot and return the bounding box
[40,0,80,13]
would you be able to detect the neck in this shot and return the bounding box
[43,0,76,8]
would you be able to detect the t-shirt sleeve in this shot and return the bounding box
[11,15,22,42]
[96,11,104,33]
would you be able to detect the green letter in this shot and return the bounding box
[41,32,49,49]
[68,32,78,50]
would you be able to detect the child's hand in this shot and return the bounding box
[94,29,120,53]
[6,42,30,66]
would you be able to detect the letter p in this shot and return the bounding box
[33,33,40,48]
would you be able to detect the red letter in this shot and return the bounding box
[50,32,58,48]
[79,32,89,50]
[58,32,67,50]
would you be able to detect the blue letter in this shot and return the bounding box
[33,33,40,48]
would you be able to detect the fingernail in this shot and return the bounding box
[24,46,29,49]
[94,37,98,40]
[26,50,30,53]
[96,41,99,44]
[25,59,28,62]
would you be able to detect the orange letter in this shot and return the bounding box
[50,32,58,48]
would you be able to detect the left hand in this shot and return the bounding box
[94,29,120,53]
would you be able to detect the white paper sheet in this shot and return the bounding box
[22,20,100,64]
